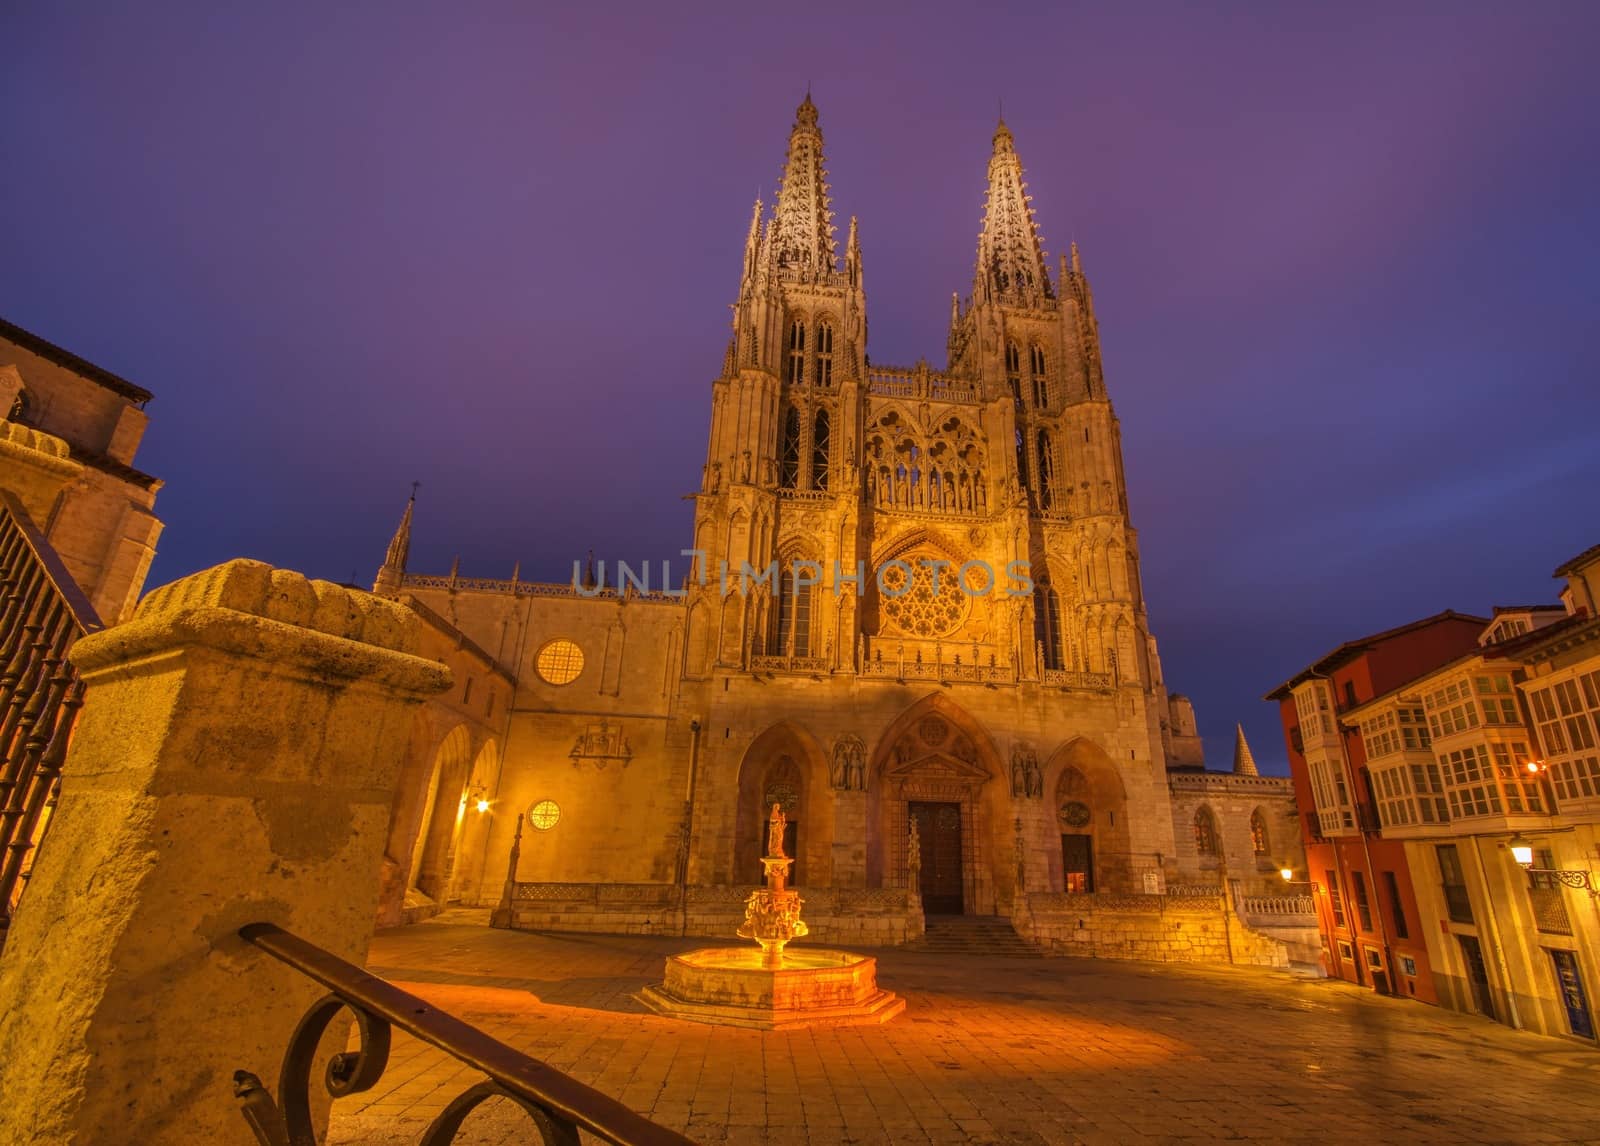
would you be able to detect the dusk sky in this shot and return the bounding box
[4,3,1597,772]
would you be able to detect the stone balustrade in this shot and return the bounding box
[506,882,922,947]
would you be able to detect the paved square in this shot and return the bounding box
[326,911,1599,1144]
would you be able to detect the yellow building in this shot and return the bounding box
[373,99,1303,952]
[1342,563,1600,1043]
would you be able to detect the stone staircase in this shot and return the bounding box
[904,914,1043,958]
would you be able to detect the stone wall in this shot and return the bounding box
[504,883,924,948]
[1017,891,1290,968]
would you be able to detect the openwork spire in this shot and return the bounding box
[974,119,1052,304]
[1232,723,1259,777]
[771,94,837,276]
[374,483,416,594]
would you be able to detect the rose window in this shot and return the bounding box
[880,558,968,637]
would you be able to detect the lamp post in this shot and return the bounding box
[1509,833,1598,896]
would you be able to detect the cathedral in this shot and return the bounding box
[373,97,1299,944]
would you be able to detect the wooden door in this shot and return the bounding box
[910,801,963,914]
[1458,935,1497,1020]
[1061,834,1095,893]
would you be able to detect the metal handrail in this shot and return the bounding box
[234,923,696,1146]
[0,491,99,924]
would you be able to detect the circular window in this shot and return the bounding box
[879,556,969,638]
[529,800,560,831]
[535,639,584,685]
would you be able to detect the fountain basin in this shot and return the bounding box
[637,946,905,1030]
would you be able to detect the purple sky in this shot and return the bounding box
[4,3,1597,773]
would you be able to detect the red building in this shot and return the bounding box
[1266,611,1487,998]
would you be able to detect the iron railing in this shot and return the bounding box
[0,491,99,928]
[233,923,696,1146]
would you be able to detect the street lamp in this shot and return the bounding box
[1508,833,1598,895]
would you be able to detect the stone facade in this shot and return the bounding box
[0,318,163,623]
[371,100,1302,960]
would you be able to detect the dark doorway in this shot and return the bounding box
[1457,934,1497,1020]
[1061,833,1094,893]
[910,801,963,913]
[1550,949,1595,1039]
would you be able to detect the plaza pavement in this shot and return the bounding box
[325,910,1600,1145]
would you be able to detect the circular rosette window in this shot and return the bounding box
[879,554,970,638]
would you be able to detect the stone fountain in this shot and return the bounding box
[638,803,904,1030]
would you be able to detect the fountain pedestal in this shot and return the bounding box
[638,803,904,1030]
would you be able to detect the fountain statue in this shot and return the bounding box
[637,802,905,1029]
[736,803,809,967]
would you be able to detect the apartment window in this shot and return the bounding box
[1436,844,1473,924]
[1351,870,1374,933]
[1381,870,1410,939]
[1344,680,1358,709]
[1326,870,1347,930]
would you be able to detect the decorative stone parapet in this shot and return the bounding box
[505,882,921,947]
[1015,891,1290,969]
[0,416,82,525]
[0,559,451,1145]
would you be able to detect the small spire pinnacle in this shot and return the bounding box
[582,549,598,590]
[1232,724,1259,777]
[374,483,417,595]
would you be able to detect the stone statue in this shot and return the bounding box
[907,817,921,884]
[1010,743,1042,799]
[767,801,787,859]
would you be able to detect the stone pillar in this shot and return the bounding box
[0,560,450,1145]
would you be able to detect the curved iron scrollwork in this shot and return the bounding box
[233,922,694,1146]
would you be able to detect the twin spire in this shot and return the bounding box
[975,117,1053,304]
[770,93,837,276]
[750,96,1057,304]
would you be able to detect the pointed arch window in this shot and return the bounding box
[1194,807,1219,857]
[811,409,830,491]
[1250,810,1270,856]
[1030,345,1048,408]
[1014,427,1029,491]
[786,320,806,386]
[780,406,801,489]
[1005,342,1022,403]
[776,564,813,657]
[1037,430,1055,511]
[1034,581,1064,670]
[815,321,834,387]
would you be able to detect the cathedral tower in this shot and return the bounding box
[689,95,868,675]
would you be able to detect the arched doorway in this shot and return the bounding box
[734,723,831,887]
[867,695,1004,915]
[1043,738,1131,893]
[410,725,474,904]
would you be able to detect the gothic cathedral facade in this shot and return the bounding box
[380,98,1292,932]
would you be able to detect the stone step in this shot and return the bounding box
[904,916,1043,958]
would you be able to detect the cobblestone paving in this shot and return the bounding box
[326,910,1600,1145]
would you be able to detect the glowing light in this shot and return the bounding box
[1508,834,1534,868]
[475,799,491,814]
[1279,867,1295,883]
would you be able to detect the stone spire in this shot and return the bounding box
[373,485,415,595]
[1232,724,1259,777]
[740,197,763,286]
[771,94,837,276]
[974,119,1052,305]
